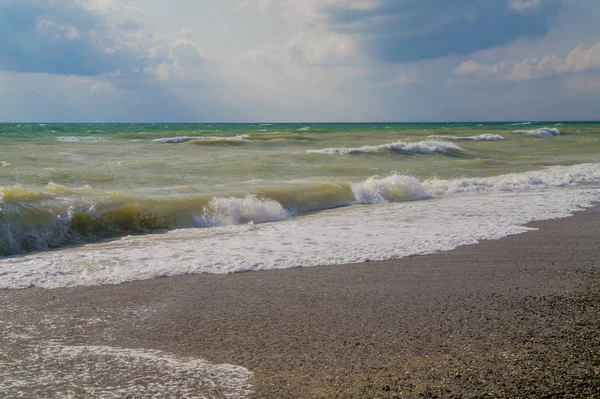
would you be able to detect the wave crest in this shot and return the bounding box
[429,134,505,141]
[154,135,249,144]
[308,140,464,155]
[514,127,561,136]
[194,195,290,227]
[352,175,430,204]
[2,163,599,256]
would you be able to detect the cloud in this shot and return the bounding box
[454,41,600,82]
[509,0,544,12]
[454,60,507,78]
[315,0,562,63]
[246,31,360,66]
[557,42,600,73]
[508,54,563,80]
[239,1,563,63]
[0,1,115,75]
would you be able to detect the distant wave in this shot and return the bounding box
[506,122,531,126]
[514,127,561,137]
[307,140,464,155]
[429,134,505,141]
[298,127,311,131]
[154,135,249,144]
[56,136,105,143]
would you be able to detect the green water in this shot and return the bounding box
[0,122,598,255]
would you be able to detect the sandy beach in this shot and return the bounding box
[1,206,599,398]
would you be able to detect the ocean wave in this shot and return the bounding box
[506,122,531,126]
[56,136,105,143]
[352,175,430,204]
[298,127,311,131]
[154,135,249,144]
[429,134,505,141]
[514,127,561,136]
[194,195,290,227]
[423,163,600,195]
[307,140,464,155]
[2,163,599,257]
[4,166,600,289]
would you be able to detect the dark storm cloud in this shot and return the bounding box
[319,0,563,62]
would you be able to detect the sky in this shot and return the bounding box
[0,0,599,122]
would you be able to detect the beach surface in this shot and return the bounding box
[1,206,599,398]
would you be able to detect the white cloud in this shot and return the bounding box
[557,42,600,73]
[90,81,114,93]
[454,60,506,77]
[237,0,379,26]
[454,41,600,82]
[36,18,81,41]
[74,0,141,14]
[509,0,544,12]
[143,39,206,82]
[65,26,82,40]
[247,31,359,66]
[508,54,562,80]
[144,63,171,81]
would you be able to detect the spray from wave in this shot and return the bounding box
[1,163,599,256]
[514,127,561,137]
[308,140,464,155]
[429,134,505,141]
[56,136,105,143]
[154,135,249,144]
[506,122,532,126]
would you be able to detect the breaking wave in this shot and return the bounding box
[308,140,464,155]
[514,127,561,137]
[1,163,599,256]
[154,135,249,144]
[56,136,105,143]
[429,134,505,141]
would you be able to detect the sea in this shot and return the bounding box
[1,122,599,289]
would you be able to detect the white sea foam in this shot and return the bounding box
[194,195,291,227]
[56,136,105,143]
[352,175,430,204]
[2,163,599,289]
[514,127,561,136]
[0,343,253,399]
[298,127,311,131]
[429,134,505,141]
[0,161,11,167]
[308,140,463,155]
[507,122,531,126]
[423,163,600,195]
[154,135,249,143]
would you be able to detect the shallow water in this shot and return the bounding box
[1,122,599,288]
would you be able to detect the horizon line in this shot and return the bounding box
[1,120,599,124]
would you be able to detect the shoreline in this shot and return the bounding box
[1,206,600,397]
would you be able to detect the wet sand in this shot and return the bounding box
[1,206,600,398]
